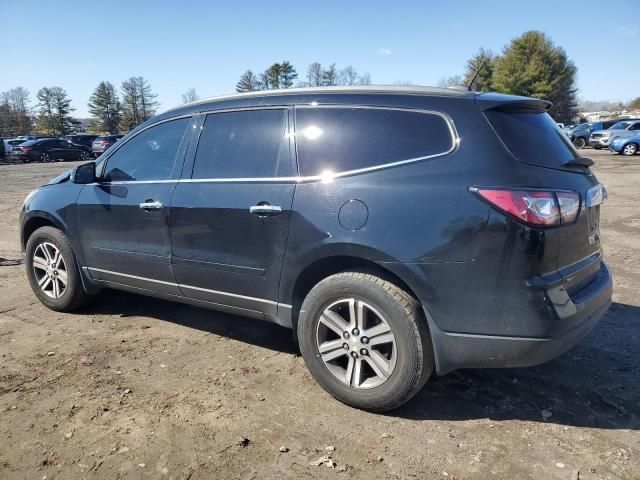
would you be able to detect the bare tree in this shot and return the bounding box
[181,88,199,104]
[339,66,359,86]
[1,87,32,134]
[322,64,338,86]
[437,75,464,87]
[358,72,372,85]
[306,62,323,87]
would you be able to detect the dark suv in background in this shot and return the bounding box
[20,86,612,411]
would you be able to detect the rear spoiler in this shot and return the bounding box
[475,93,552,113]
[563,157,594,168]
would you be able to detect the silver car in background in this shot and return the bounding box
[589,120,640,149]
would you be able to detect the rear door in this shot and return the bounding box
[170,108,295,317]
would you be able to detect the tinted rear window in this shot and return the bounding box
[295,107,454,176]
[485,111,579,168]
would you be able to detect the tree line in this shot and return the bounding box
[235,62,371,92]
[438,31,580,123]
[0,77,161,137]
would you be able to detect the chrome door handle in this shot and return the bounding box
[139,200,163,210]
[249,204,283,216]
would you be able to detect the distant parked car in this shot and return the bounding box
[91,135,123,156]
[10,138,93,163]
[589,120,640,149]
[62,134,99,149]
[609,134,640,156]
[568,123,592,148]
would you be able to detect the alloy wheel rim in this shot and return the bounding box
[41,153,49,162]
[32,242,67,299]
[316,298,397,389]
[81,151,89,160]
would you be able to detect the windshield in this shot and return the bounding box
[610,122,630,130]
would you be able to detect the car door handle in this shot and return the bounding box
[139,200,163,210]
[249,204,283,216]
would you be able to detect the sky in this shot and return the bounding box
[1,0,638,117]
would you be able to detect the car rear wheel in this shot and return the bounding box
[25,226,95,311]
[573,137,586,149]
[80,150,91,161]
[297,271,434,411]
[40,152,50,163]
[622,143,638,156]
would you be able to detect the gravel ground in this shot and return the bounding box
[0,149,638,479]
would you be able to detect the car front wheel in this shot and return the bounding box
[25,226,94,311]
[622,143,638,156]
[80,150,91,161]
[297,271,434,411]
[573,137,586,149]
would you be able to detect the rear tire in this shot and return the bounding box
[25,226,94,312]
[297,271,434,411]
[573,137,586,149]
[40,152,50,163]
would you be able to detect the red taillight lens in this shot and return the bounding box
[20,146,32,152]
[473,188,580,227]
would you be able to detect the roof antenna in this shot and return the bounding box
[467,59,488,91]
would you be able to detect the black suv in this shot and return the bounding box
[20,86,612,411]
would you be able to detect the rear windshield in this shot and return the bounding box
[485,110,579,168]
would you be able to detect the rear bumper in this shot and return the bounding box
[427,261,612,374]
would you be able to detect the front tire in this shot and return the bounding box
[25,226,94,311]
[40,152,50,163]
[622,143,638,156]
[297,271,434,411]
[80,150,91,161]
[573,137,586,149]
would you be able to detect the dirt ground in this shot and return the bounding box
[0,150,638,480]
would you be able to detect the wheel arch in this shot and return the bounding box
[288,254,422,334]
[21,213,65,253]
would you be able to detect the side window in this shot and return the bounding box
[630,123,640,131]
[192,109,290,179]
[295,107,454,176]
[102,118,190,182]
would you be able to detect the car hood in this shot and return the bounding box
[46,169,72,185]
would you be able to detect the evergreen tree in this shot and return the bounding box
[463,48,496,92]
[88,81,121,134]
[36,86,74,135]
[279,61,297,88]
[120,77,159,131]
[236,70,260,92]
[492,31,578,123]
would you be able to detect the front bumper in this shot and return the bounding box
[427,261,612,374]
[589,137,611,147]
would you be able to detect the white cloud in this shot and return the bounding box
[617,26,638,37]
[377,48,392,56]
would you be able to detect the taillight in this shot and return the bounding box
[20,146,32,152]
[471,188,580,227]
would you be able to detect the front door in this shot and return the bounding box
[170,108,295,316]
[77,117,192,294]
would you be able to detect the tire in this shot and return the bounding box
[297,271,434,411]
[573,137,586,149]
[40,152,50,163]
[622,143,638,156]
[25,226,94,312]
[80,150,91,161]
[594,146,603,150]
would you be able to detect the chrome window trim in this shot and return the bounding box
[93,105,459,185]
[86,267,288,307]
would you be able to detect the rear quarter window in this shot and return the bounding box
[295,107,455,176]
[485,110,579,168]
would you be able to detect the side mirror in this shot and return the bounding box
[70,162,96,184]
